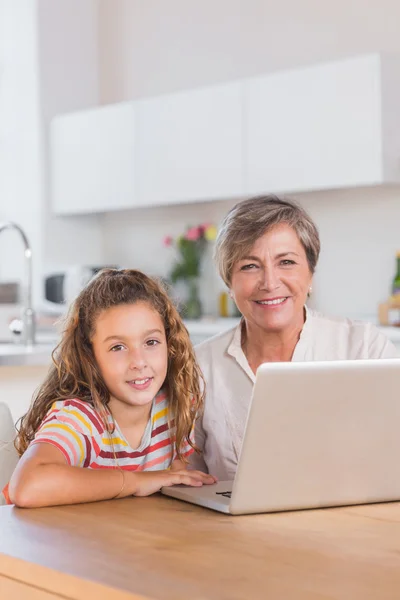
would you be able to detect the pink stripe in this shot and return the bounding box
[57,414,87,433]
[155,392,167,405]
[136,451,172,471]
[63,400,104,434]
[35,430,79,465]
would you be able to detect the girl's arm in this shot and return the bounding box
[9,443,216,508]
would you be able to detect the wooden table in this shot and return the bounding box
[1,495,400,600]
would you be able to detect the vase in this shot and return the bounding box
[185,277,202,320]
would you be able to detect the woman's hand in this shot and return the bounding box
[131,468,217,497]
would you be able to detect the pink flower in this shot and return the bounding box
[163,235,173,247]
[185,226,201,241]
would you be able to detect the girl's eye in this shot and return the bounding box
[110,344,125,352]
[146,339,160,347]
[240,263,258,271]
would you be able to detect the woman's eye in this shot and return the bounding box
[280,259,296,266]
[240,263,258,271]
[110,344,125,352]
[146,339,160,347]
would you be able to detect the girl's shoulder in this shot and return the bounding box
[42,398,106,437]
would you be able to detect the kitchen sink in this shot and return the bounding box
[0,339,56,366]
[0,334,59,346]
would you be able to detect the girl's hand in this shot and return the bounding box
[131,469,217,497]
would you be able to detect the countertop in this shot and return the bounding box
[2,496,400,599]
[0,341,55,367]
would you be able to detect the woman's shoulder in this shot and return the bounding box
[308,308,375,333]
[307,308,364,329]
[305,309,397,359]
[41,398,105,437]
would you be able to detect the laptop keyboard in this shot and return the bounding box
[216,491,232,498]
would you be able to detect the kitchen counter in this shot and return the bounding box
[0,341,55,366]
[1,318,400,367]
[0,320,240,366]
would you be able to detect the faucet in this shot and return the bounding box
[0,222,36,345]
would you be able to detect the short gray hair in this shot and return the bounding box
[215,195,320,287]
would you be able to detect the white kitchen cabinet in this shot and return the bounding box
[244,54,400,194]
[50,53,400,214]
[134,82,244,206]
[51,102,136,215]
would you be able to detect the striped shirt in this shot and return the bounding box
[1,390,193,505]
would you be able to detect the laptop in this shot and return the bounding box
[162,358,400,515]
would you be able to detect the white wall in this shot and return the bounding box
[295,186,400,320]
[0,0,44,304]
[99,0,400,102]
[37,0,104,270]
[98,0,400,320]
[0,1,104,315]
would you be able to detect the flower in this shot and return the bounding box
[185,226,201,241]
[163,235,173,247]
[164,223,217,283]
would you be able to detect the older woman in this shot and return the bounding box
[191,195,398,480]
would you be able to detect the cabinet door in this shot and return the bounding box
[244,55,382,195]
[51,103,135,214]
[135,82,244,206]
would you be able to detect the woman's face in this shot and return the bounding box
[230,223,313,334]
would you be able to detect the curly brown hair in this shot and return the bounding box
[15,269,205,463]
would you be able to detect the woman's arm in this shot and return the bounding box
[9,443,216,508]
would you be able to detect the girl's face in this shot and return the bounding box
[92,301,168,411]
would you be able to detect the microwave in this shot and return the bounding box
[44,265,117,311]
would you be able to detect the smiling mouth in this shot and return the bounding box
[127,377,153,389]
[255,297,288,306]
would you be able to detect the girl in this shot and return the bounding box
[4,269,216,507]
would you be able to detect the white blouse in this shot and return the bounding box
[190,308,399,481]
